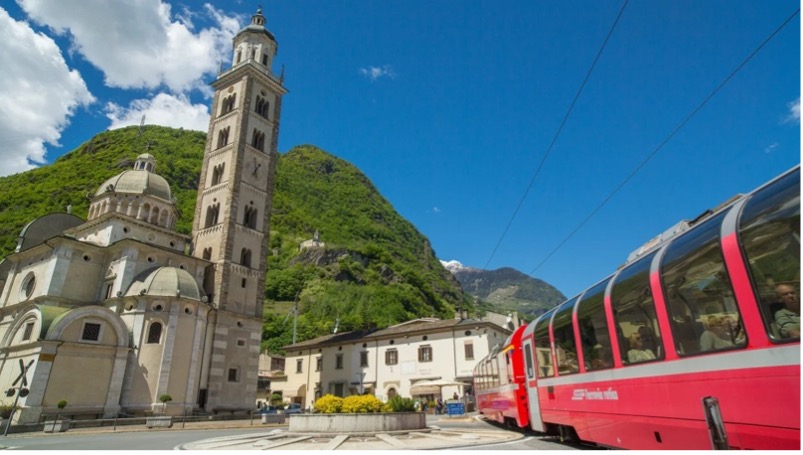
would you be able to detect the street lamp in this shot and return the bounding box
[356,372,366,394]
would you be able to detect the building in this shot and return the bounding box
[280,316,512,408]
[0,7,284,423]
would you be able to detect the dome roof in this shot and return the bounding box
[95,170,172,201]
[125,267,204,301]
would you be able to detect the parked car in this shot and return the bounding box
[284,403,303,414]
[257,405,282,414]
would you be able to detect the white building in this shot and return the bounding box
[280,317,512,407]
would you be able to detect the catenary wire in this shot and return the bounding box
[483,0,630,270]
[528,7,801,276]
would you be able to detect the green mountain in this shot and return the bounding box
[0,126,471,353]
[445,263,566,318]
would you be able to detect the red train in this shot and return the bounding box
[473,166,800,450]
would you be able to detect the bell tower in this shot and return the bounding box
[191,6,286,411]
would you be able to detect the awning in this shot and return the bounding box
[410,385,440,395]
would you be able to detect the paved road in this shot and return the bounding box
[0,414,579,450]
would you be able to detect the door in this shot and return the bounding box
[522,339,545,431]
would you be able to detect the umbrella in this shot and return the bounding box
[410,379,470,395]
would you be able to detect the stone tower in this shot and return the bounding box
[191,6,286,411]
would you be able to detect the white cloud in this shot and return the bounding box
[18,0,240,93]
[432,206,442,213]
[764,142,779,154]
[0,7,94,177]
[106,93,210,131]
[787,97,800,123]
[359,65,396,82]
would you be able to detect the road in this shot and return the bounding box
[0,414,581,450]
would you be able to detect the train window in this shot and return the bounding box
[577,279,613,371]
[524,343,535,378]
[490,355,500,388]
[662,212,745,355]
[533,315,554,378]
[612,252,664,365]
[738,169,800,341]
[505,350,514,384]
[552,297,580,375]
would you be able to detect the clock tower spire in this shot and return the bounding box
[191,5,286,412]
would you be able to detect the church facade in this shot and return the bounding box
[0,8,284,423]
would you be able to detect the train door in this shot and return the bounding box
[522,338,545,431]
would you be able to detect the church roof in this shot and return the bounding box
[16,213,84,253]
[95,169,172,201]
[125,266,204,301]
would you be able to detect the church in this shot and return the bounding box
[0,7,284,423]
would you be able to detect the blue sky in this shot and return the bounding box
[1,0,800,299]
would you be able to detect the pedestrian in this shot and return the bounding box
[436,396,444,414]
[452,392,458,400]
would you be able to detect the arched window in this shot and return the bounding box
[220,95,236,116]
[204,203,220,228]
[255,97,269,119]
[216,127,230,149]
[147,322,163,344]
[202,247,212,260]
[243,206,258,229]
[211,163,225,185]
[251,129,265,152]
[240,248,252,268]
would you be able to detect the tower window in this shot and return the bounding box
[220,95,236,116]
[202,247,212,260]
[255,97,270,119]
[211,163,225,185]
[261,54,268,65]
[204,203,220,228]
[228,368,239,382]
[147,322,163,344]
[240,248,252,268]
[243,206,258,229]
[216,127,230,149]
[251,129,265,152]
[241,278,247,288]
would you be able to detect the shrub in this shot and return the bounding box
[341,395,383,413]
[386,396,417,412]
[314,394,343,414]
[57,400,67,409]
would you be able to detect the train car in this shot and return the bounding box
[519,166,800,450]
[473,325,529,427]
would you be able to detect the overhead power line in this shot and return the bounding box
[483,0,631,270]
[528,7,801,277]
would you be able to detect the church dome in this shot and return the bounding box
[95,170,172,201]
[125,267,204,301]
